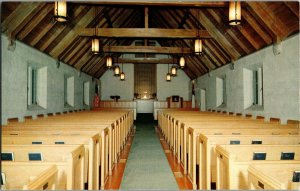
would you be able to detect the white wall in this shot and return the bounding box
[100,63,191,101]
[100,64,134,100]
[1,34,96,125]
[196,34,300,122]
[156,64,190,101]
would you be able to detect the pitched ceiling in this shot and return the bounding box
[2,1,299,79]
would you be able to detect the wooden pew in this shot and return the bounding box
[158,110,299,175]
[248,163,300,190]
[215,144,300,189]
[183,124,298,175]
[3,110,133,189]
[196,134,300,190]
[5,110,133,166]
[2,128,110,190]
[2,133,100,190]
[1,163,58,190]
[2,144,85,190]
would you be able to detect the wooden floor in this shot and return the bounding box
[104,126,193,190]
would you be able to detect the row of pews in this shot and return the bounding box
[1,109,134,190]
[157,109,300,190]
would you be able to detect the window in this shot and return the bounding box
[64,75,74,107]
[216,76,226,107]
[27,65,47,109]
[253,68,263,105]
[243,67,263,109]
[28,66,37,105]
[83,81,90,106]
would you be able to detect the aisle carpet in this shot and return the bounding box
[120,114,179,190]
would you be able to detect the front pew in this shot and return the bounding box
[248,163,300,190]
[2,144,85,190]
[1,164,58,190]
[2,133,101,190]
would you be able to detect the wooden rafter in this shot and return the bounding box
[50,7,97,59]
[194,9,240,60]
[10,3,46,40]
[72,1,227,7]
[246,2,286,41]
[2,3,37,32]
[205,9,251,55]
[242,8,272,45]
[283,2,299,19]
[17,4,53,41]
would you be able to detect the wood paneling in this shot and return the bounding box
[134,64,156,99]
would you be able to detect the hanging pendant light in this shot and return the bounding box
[171,65,177,76]
[106,56,112,68]
[194,38,202,55]
[179,56,185,68]
[120,60,125,81]
[166,64,171,82]
[92,38,100,54]
[194,8,203,55]
[54,1,67,22]
[114,65,120,76]
[229,1,241,26]
[91,7,100,54]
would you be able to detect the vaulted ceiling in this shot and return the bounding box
[2,1,299,79]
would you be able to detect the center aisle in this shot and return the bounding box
[120,114,179,190]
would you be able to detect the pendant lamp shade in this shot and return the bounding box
[229,1,241,26]
[120,72,125,81]
[106,56,112,68]
[114,65,120,76]
[166,73,171,82]
[171,66,177,76]
[54,1,67,22]
[179,56,185,68]
[92,38,100,54]
[194,38,202,55]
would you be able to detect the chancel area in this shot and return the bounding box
[1,1,300,190]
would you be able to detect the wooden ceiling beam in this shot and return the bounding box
[39,6,88,52]
[206,9,251,54]
[103,7,113,28]
[72,1,227,7]
[242,8,272,45]
[77,28,211,38]
[178,9,190,29]
[145,7,149,28]
[203,48,222,67]
[89,13,140,76]
[63,38,89,62]
[2,2,40,35]
[204,41,226,64]
[30,22,55,47]
[118,58,173,64]
[209,39,231,62]
[193,9,240,61]
[187,56,206,74]
[246,2,286,41]
[18,4,53,41]
[69,42,91,66]
[103,45,192,54]
[10,3,46,40]
[212,8,261,51]
[50,7,97,59]
[283,2,299,19]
